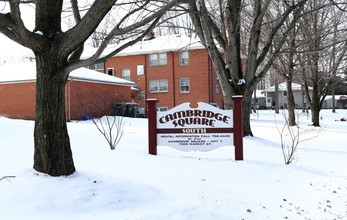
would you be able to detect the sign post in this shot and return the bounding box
[232,96,243,160]
[146,96,243,160]
[147,99,158,155]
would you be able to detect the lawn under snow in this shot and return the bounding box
[1,109,347,220]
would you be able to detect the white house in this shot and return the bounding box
[260,82,312,109]
[322,95,347,109]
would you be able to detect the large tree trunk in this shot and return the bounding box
[33,55,75,176]
[311,104,320,126]
[32,0,75,176]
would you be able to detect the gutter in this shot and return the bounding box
[0,79,36,84]
[67,79,73,122]
[68,76,135,87]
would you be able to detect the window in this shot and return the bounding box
[137,65,144,75]
[149,79,168,93]
[216,78,221,94]
[283,91,287,97]
[149,53,167,66]
[88,62,104,70]
[107,68,114,76]
[284,102,288,109]
[157,107,168,112]
[138,91,145,102]
[179,51,189,66]
[121,69,131,81]
[180,78,190,93]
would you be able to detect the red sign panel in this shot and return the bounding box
[146,96,243,160]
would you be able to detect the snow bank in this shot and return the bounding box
[0,110,347,219]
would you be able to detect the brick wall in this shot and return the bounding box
[0,82,36,120]
[105,49,224,110]
[69,81,132,120]
[0,81,132,120]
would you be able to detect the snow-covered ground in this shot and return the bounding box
[0,109,347,220]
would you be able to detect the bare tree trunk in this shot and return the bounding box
[332,77,336,113]
[286,80,296,126]
[275,78,279,113]
[1,0,184,176]
[301,85,305,113]
[242,90,253,136]
[311,103,320,126]
[253,89,257,113]
[188,0,307,136]
[33,55,75,176]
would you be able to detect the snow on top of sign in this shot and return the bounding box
[0,62,135,86]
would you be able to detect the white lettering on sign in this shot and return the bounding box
[157,102,233,151]
[158,110,230,127]
[157,102,233,129]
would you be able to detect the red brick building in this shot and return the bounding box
[89,35,223,115]
[0,62,135,120]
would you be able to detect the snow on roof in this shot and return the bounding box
[69,66,135,86]
[264,82,312,92]
[252,89,266,98]
[0,62,135,86]
[82,34,206,58]
[117,35,205,56]
[324,95,347,101]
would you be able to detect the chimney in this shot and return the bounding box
[144,31,155,41]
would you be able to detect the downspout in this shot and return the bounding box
[145,54,148,117]
[210,58,214,103]
[208,56,211,103]
[67,79,73,122]
[172,52,176,107]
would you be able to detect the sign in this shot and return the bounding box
[146,96,244,160]
[156,102,233,151]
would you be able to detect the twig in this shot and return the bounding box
[0,176,16,181]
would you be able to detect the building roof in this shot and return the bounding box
[83,34,206,58]
[118,35,206,56]
[0,62,135,86]
[324,95,347,101]
[264,82,312,92]
[252,89,266,98]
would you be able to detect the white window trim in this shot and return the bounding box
[107,67,114,76]
[179,51,189,66]
[149,53,167,66]
[89,62,104,70]
[216,78,221,94]
[138,91,145,102]
[179,77,190,93]
[149,79,168,93]
[137,65,144,75]
[157,107,168,112]
[121,68,131,81]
